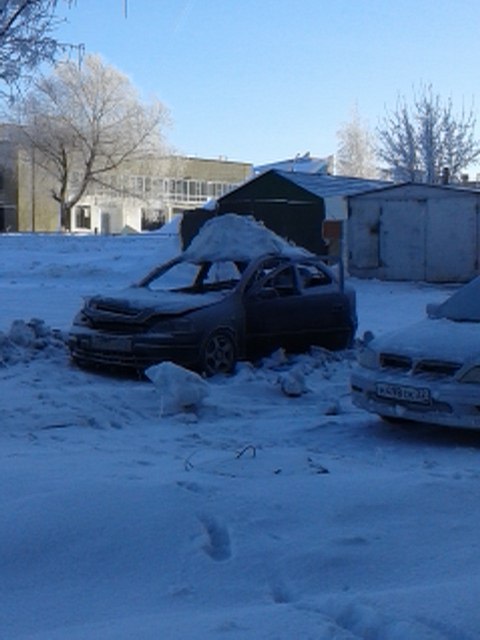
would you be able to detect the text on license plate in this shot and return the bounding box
[91,336,132,352]
[375,382,431,405]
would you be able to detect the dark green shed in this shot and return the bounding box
[216,169,326,253]
[181,169,390,254]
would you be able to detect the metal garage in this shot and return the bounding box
[348,183,480,282]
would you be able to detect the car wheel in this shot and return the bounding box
[201,330,237,376]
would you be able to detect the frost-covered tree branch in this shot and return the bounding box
[0,0,76,93]
[14,54,171,229]
[377,85,480,183]
[336,105,378,178]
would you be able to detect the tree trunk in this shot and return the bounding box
[60,201,71,232]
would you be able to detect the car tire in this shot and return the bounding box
[200,330,237,376]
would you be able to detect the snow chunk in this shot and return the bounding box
[9,319,36,347]
[261,348,289,369]
[0,318,66,366]
[279,366,308,397]
[182,213,311,263]
[145,361,210,416]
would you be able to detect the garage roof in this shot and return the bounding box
[221,169,392,201]
[276,170,392,198]
[348,180,480,198]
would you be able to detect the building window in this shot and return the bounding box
[141,208,165,231]
[75,205,91,229]
[135,176,144,193]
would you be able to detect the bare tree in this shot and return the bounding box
[0,0,75,92]
[16,54,171,229]
[336,105,378,178]
[377,85,480,183]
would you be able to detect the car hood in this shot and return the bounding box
[87,288,228,316]
[370,317,480,363]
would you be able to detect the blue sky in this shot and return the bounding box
[56,0,480,170]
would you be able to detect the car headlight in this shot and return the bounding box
[357,346,378,369]
[459,366,480,384]
[73,310,92,327]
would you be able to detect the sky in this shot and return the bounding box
[55,0,480,173]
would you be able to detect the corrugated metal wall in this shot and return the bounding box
[349,186,480,282]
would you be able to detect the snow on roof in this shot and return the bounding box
[254,154,332,176]
[277,171,392,198]
[220,170,392,204]
[181,213,311,262]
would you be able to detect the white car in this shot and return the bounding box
[351,277,480,429]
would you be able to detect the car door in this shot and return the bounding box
[294,260,353,348]
[243,261,305,354]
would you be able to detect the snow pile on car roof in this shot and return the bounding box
[182,213,311,262]
[433,275,480,321]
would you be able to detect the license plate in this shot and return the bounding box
[91,336,132,352]
[376,382,431,405]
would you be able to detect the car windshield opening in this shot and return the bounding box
[146,260,243,294]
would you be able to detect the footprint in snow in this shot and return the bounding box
[198,514,232,561]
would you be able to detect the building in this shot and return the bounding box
[0,137,19,232]
[253,153,334,176]
[64,156,252,235]
[0,136,252,233]
[348,182,480,282]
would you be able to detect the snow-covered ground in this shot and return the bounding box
[1,229,478,640]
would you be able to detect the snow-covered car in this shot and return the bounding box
[68,215,357,375]
[351,276,480,429]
